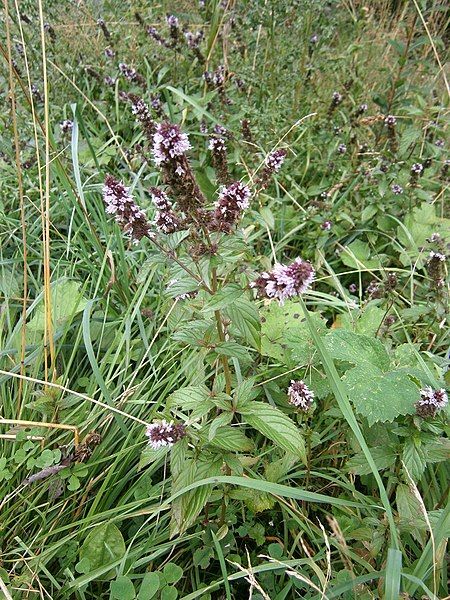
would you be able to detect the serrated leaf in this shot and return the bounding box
[402,438,427,481]
[261,301,325,364]
[201,284,243,312]
[337,303,386,336]
[347,446,397,475]
[165,277,199,298]
[208,413,233,440]
[240,401,306,462]
[207,426,254,452]
[168,385,214,411]
[324,330,390,371]
[170,454,222,536]
[227,298,261,350]
[78,522,125,580]
[344,364,419,425]
[214,341,251,361]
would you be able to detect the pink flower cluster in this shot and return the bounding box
[252,258,315,303]
[150,188,180,234]
[287,380,315,411]
[416,386,448,418]
[152,122,192,167]
[145,420,186,450]
[103,175,150,243]
[265,149,286,173]
[212,182,251,231]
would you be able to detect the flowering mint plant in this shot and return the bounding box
[101,106,316,533]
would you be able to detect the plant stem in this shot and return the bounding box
[211,267,233,395]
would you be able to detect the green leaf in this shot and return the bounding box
[261,300,325,364]
[226,298,261,351]
[170,454,222,536]
[208,413,233,441]
[214,341,250,361]
[207,426,254,452]
[138,446,169,471]
[341,240,379,270]
[110,576,136,600]
[324,330,390,371]
[337,303,386,336]
[79,522,126,581]
[347,446,397,475]
[161,586,178,600]
[168,385,215,414]
[384,548,402,600]
[402,438,427,481]
[163,563,183,584]
[344,364,418,425]
[28,279,88,331]
[201,285,243,312]
[240,401,306,462]
[138,572,160,600]
[0,267,20,297]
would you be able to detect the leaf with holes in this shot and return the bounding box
[343,364,419,425]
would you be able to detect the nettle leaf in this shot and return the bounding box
[240,401,306,462]
[201,284,243,312]
[324,330,390,371]
[207,426,254,452]
[78,522,125,580]
[347,446,397,475]
[261,300,325,364]
[226,297,261,351]
[285,313,327,366]
[336,303,386,336]
[344,364,419,425]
